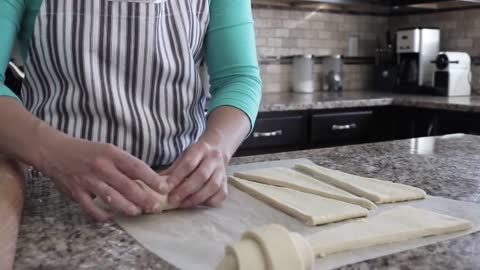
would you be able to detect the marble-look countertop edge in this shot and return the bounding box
[391,99,480,113]
[259,98,394,112]
[258,94,480,113]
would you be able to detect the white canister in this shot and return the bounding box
[291,55,316,93]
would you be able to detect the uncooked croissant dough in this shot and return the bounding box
[234,167,376,210]
[229,177,368,226]
[217,224,314,270]
[217,207,472,270]
[295,163,427,204]
[134,180,177,213]
[308,206,472,257]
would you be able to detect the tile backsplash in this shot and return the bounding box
[253,8,388,93]
[259,62,375,93]
[253,9,388,57]
[255,6,480,94]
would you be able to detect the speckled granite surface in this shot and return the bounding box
[259,91,480,113]
[15,134,480,269]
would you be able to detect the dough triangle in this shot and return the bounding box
[295,163,426,204]
[308,206,472,257]
[229,176,368,226]
[234,167,376,209]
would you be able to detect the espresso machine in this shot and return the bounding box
[396,28,440,94]
[433,52,471,96]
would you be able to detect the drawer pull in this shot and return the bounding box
[253,130,283,138]
[8,61,25,80]
[332,123,357,131]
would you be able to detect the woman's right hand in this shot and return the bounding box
[35,131,168,221]
[0,98,167,221]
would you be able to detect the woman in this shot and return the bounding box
[0,0,262,221]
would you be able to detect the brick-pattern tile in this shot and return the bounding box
[254,8,388,57]
[253,8,388,93]
[259,63,374,93]
[260,64,291,93]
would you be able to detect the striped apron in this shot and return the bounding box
[21,0,210,168]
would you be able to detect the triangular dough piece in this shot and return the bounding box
[308,206,472,257]
[229,176,369,226]
[233,167,376,210]
[295,163,427,204]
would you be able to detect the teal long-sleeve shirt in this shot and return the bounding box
[0,0,262,129]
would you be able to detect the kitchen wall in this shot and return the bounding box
[252,8,389,93]
[390,9,480,94]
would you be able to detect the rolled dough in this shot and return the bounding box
[229,176,368,226]
[135,180,177,213]
[217,224,314,270]
[234,167,376,210]
[295,163,427,204]
[308,206,472,257]
[243,224,306,270]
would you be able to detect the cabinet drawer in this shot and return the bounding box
[241,115,307,150]
[311,110,373,144]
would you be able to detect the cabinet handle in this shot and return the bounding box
[8,61,25,80]
[332,123,357,131]
[253,130,283,138]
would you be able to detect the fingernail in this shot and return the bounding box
[152,203,161,213]
[130,206,142,216]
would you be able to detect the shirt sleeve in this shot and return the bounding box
[205,0,262,133]
[0,0,24,102]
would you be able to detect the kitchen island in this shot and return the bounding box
[14,134,480,269]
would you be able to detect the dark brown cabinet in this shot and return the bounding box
[236,107,392,156]
[238,111,309,155]
[436,110,480,136]
[236,105,480,157]
[471,115,480,135]
[310,110,374,146]
[4,67,22,98]
[391,107,480,139]
[391,107,438,139]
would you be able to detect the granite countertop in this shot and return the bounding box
[259,91,480,113]
[14,134,480,269]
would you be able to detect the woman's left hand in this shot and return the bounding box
[160,139,228,208]
[160,106,252,208]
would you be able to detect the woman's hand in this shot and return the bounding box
[37,132,169,221]
[0,98,169,221]
[161,139,228,208]
[161,106,252,208]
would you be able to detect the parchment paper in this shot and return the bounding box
[115,159,480,270]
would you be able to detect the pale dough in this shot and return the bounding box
[222,238,266,270]
[243,224,306,270]
[134,180,177,213]
[308,206,472,257]
[229,176,368,226]
[234,167,376,210]
[295,163,427,204]
[217,224,314,270]
[217,207,472,269]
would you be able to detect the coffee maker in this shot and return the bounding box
[396,28,440,94]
